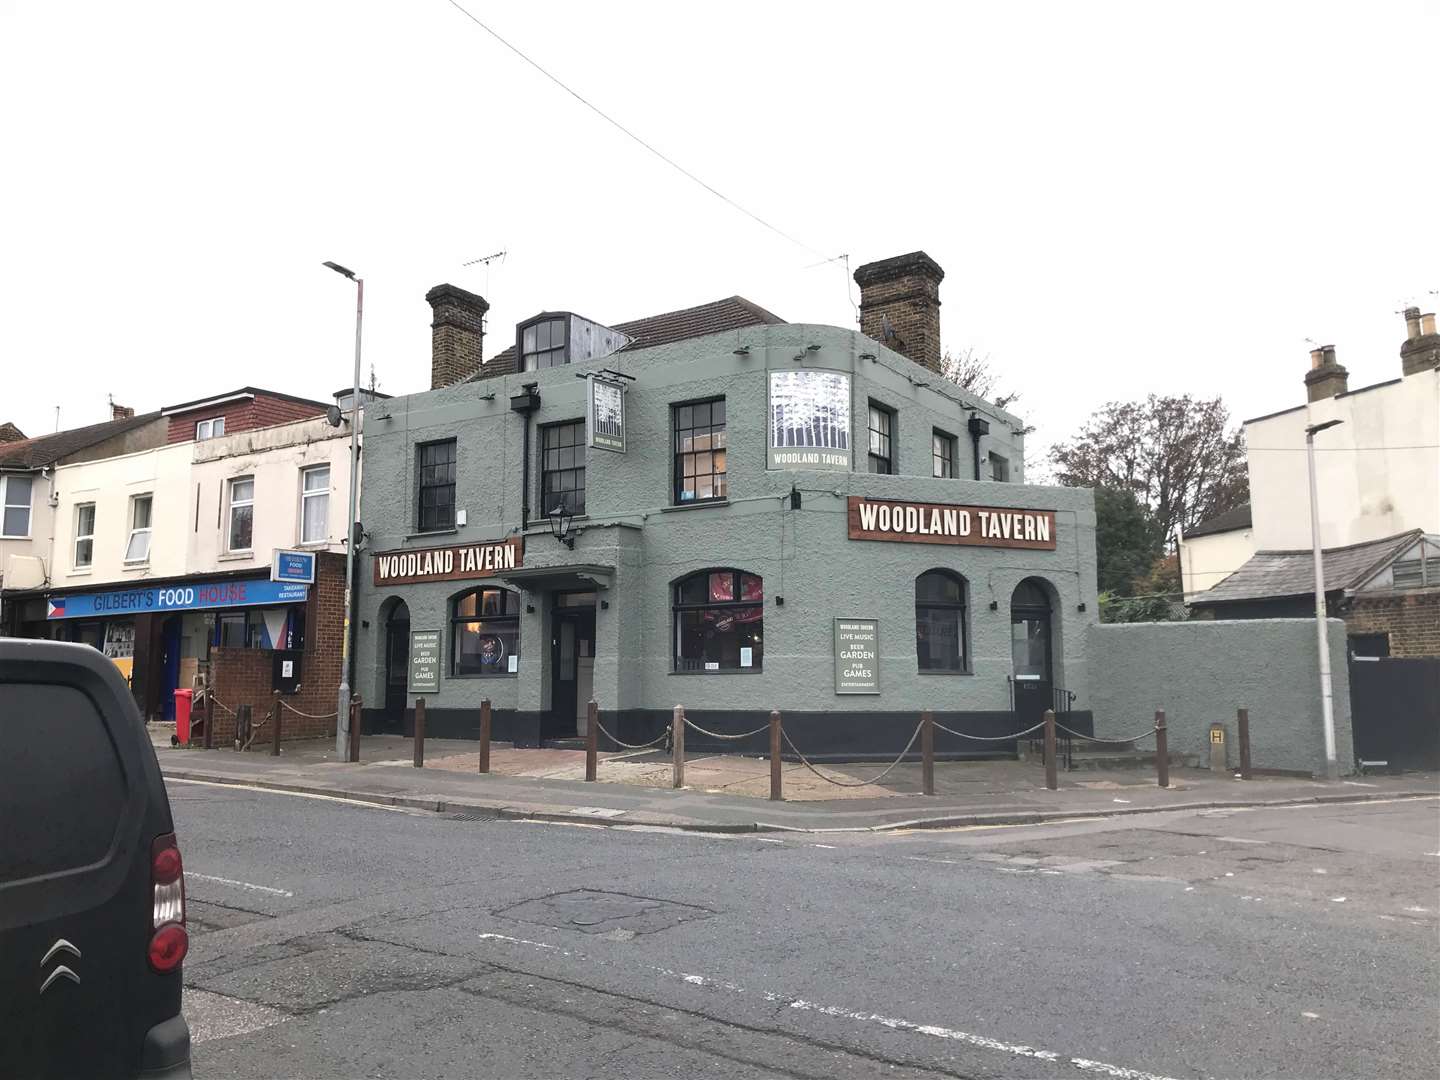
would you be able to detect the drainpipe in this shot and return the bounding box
[967,413,989,480]
[509,383,541,530]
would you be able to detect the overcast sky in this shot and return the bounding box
[2,1,1436,467]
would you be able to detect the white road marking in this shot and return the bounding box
[1329,896,1347,903]
[1216,836,1268,845]
[184,987,288,1044]
[1342,780,1378,787]
[475,931,1183,1079]
[1302,1011,1320,1019]
[755,837,785,843]
[811,843,837,849]
[166,777,418,813]
[1403,906,1428,913]
[188,873,293,898]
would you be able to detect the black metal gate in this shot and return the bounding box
[1348,657,1440,771]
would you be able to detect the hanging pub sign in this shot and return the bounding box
[372,537,524,586]
[586,374,626,452]
[768,369,851,471]
[847,496,1057,551]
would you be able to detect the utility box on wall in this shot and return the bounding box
[273,649,303,695]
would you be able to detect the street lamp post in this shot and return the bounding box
[1305,418,1343,780]
[324,261,363,760]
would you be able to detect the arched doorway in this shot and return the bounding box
[383,599,411,732]
[1010,578,1054,726]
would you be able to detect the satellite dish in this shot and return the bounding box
[326,404,344,428]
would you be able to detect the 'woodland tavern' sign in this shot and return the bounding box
[372,537,524,586]
[847,497,1057,551]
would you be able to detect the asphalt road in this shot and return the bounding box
[170,780,1440,1079]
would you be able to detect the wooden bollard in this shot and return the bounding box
[585,699,598,782]
[235,703,251,750]
[672,705,685,789]
[1043,708,1058,790]
[478,698,492,774]
[769,710,782,802]
[203,688,214,749]
[1155,709,1169,788]
[271,690,282,756]
[413,697,426,768]
[1237,707,1251,780]
[348,695,362,762]
[921,710,935,796]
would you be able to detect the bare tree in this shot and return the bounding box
[940,348,1021,411]
[1050,394,1248,539]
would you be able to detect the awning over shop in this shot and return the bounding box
[491,563,614,594]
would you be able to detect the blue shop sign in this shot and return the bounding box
[272,549,317,584]
[47,578,309,620]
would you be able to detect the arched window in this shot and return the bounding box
[451,586,520,677]
[673,569,763,672]
[916,570,968,672]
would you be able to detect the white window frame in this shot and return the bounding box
[299,464,330,545]
[124,494,153,564]
[74,502,96,568]
[196,417,226,440]
[0,474,33,539]
[227,476,255,552]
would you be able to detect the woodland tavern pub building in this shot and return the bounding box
[355,252,1100,757]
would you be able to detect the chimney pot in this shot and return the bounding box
[853,251,945,374]
[1404,306,1423,340]
[1304,343,1348,401]
[1422,313,1437,336]
[425,283,490,390]
[1309,347,1325,370]
[111,403,135,420]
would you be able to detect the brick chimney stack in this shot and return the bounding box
[0,421,26,444]
[1400,305,1440,376]
[111,403,135,420]
[1305,344,1349,401]
[425,283,490,389]
[853,251,945,373]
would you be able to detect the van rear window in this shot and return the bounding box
[0,683,127,883]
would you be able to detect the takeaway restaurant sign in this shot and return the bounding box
[847,497,1057,550]
[372,537,524,586]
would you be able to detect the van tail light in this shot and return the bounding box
[149,832,188,973]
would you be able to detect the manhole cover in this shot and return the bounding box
[498,889,713,936]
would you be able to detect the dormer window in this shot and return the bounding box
[521,317,567,370]
[196,417,225,440]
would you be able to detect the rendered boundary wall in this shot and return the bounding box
[1087,618,1353,777]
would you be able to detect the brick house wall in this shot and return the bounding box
[167,393,327,444]
[1344,590,1440,657]
[206,551,347,744]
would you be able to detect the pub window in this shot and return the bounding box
[451,586,520,677]
[227,476,254,551]
[915,569,969,672]
[417,439,457,532]
[124,493,153,563]
[989,452,1011,483]
[74,502,96,568]
[673,398,727,503]
[521,317,567,370]
[0,474,32,538]
[932,429,956,478]
[540,420,586,517]
[673,569,763,672]
[868,402,895,474]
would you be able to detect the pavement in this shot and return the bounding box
[170,777,1440,1079]
[148,724,1440,834]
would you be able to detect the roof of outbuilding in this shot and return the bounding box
[0,411,162,470]
[470,295,786,381]
[1189,529,1424,606]
[1182,502,1253,539]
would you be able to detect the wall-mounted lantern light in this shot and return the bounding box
[548,498,575,550]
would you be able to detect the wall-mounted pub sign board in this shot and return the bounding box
[768,370,851,471]
[408,629,441,694]
[847,497,1057,551]
[834,618,880,694]
[586,374,626,453]
[372,537,524,586]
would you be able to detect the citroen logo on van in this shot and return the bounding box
[39,938,81,994]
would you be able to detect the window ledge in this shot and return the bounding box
[66,570,93,578]
[660,500,730,514]
[218,551,255,562]
[122,561,150,571]
[916,669,975,677]
[296,540,329,549]
[406,528,458,540]
[668,668,763,676]
[0,535,31,541]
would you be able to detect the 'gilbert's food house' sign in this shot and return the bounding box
[847,497,1056,550]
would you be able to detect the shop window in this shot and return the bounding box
[673,398,727,503]
[451,587,520,677]
[215,613,250,648]
[1,474,32,538]
[521,316,568,370]
[916,570,969,672]
[989,452,1011,483]
[672,569,763,672]
[196,417,226,440]
[300,464,330,544]
[868,402,895,474]
[227,477,254,551]
[540,420,586,517]
[932,429,956,478]
[417,439,456,532]
[124,494,153,563]
[74,502,96,568]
